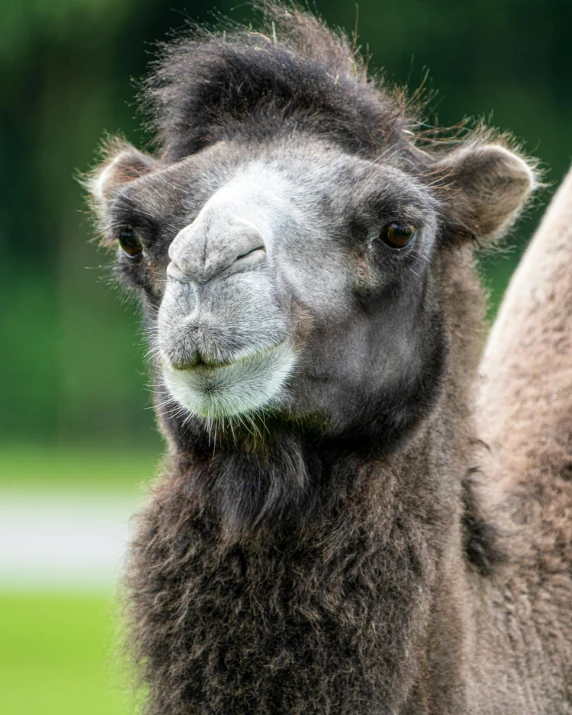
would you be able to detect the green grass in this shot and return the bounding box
[0,593,137,715]
[0,449,153,712]
[0,445,162,492]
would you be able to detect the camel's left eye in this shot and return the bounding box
[379,223,418,249]
[118,228,142,257]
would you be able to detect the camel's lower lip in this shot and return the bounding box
[160,341,296,419]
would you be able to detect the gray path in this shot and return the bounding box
[0,491,141,591]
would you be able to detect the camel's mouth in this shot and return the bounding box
[174,342,289,372]
[161,342,296,419]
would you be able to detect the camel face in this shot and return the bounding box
[99,137,444,434]
[90,13,534,447]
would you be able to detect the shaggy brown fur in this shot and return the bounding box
[472,167,572,710]
[88,4,571,713]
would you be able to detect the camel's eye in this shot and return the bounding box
[118,228,142,257]
[379,223,417,249]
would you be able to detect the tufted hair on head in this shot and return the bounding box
[143,2,417,163]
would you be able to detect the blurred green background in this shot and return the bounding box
[0,0,570,713]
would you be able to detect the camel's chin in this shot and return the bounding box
[161,343,296,419]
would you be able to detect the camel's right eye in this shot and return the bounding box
[379,223,418,249]
[118,228,142,257]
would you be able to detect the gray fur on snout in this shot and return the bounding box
[157,165,299,417]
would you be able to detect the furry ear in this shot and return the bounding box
[434,142,537,243]
[88,139,159,213]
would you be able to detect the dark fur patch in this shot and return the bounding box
[144,7,417,163]
[462,465,505,574]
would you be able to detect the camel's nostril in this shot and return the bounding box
[166,238,265,284]
[167,261,192,282]
[234,246,266,267]
[237,245,264,258]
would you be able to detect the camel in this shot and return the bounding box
[88,4,572,713]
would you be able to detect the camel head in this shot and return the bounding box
[89,10,535,448]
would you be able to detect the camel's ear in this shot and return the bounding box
[88,140,159,215]
[434,142,537,244]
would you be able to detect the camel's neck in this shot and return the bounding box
[129,404,476,714]
[161,397,462,535]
